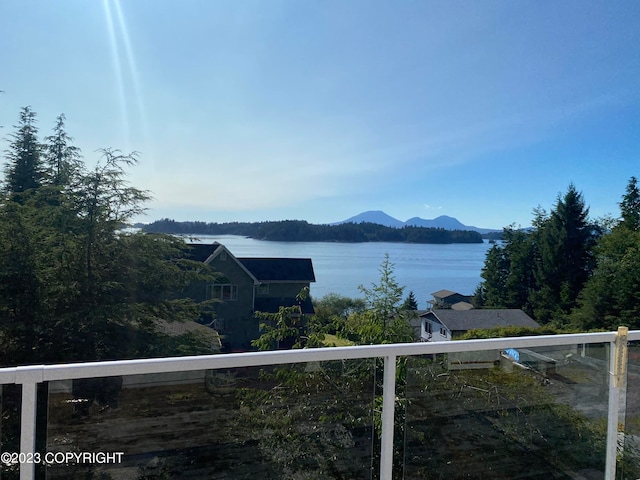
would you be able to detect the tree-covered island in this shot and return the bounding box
[142,218,484,243]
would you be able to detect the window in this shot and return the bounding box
[207,284,238,301]
[439,327,447,337]
[220,251,227,261]
[257,283,269,294]
[424,322,432,334]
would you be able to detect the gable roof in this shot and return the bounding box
[423,309,539,332]
[186,242,222,263]
[186,243,315,284]
[238,258,316,283]
[187,243,260,284]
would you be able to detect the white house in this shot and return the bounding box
[420,309,539,342]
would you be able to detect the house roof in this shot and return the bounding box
[422,309,539,332]
[186,243,260,284]
[186,242,222,263]
[451,301,474,311]
[431,289,459,299]
[254,296,315,314]
[185,244,315,283]
[238,258,316,283]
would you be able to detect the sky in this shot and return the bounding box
[1,1,639,230]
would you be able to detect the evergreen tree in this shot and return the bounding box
[348,254,414,345]
[358,253,404,326]
[501,227,536,313]
[477,186,598,324]
[44,113,81,186]
[476,226,536,314]
[402,291,418,310]
[0,202,42,363]
[570,228,640,330]
[3,106,43,197]
[570,177,640,330]
[477,243,508,308]
[530,184,598,324]
[0,110,216,365]
[70,149,150,303]
[619,176,640,231]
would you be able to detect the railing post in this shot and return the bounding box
[380,355,396,480]
[605,326,628,479]
[16,366,43,480]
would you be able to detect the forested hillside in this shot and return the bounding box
[143,218,484,244]
[475,179,640,329]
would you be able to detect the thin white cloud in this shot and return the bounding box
[424,204,442,210]
[138,86,635,216]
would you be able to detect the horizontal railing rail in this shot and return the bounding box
[1,329,638,480]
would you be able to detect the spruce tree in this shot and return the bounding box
[570,177,640,330]
[3,106,44,197]
[44,113,81,186]
[570,228,640,330]
[619,176,640,231]
[477,243,508,308]
[531,184,597,324]
[477,226,536,313]
[502,227,536,313]
[0,202,42,364]
[0,110,217,365]
[402,291,418,310]
[358,253,404,324]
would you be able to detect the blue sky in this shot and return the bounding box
[1,1,639,229]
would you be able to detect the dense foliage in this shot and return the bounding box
[253,255,416,350]
[143,218,484,244]
[476,180,640,329]
[0,107,216,366]
[248,256,416,477]
[569,177,640,330]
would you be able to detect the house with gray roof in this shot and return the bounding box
[420,309,539,342]
[428,290,474,309]
[186,243,315,351]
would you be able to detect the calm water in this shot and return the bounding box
[191,235,492,310]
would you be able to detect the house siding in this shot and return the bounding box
[207,254,256,350]
[259,282,308,298]
[186,244,316,351]
[422,315,451,341]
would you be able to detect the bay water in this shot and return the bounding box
[191,235,492,310]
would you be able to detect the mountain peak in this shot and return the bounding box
[335,211,499,234]
[335,211,404,228]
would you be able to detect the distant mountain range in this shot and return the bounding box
[334,210,500,235]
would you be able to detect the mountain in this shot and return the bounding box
[335,211,500,234]
[405,215,499,234]
[335,210,405,228]
[405,215,467,230]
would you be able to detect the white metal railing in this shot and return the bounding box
[1,329,638,480]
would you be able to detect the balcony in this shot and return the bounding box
[1,329,639,479]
